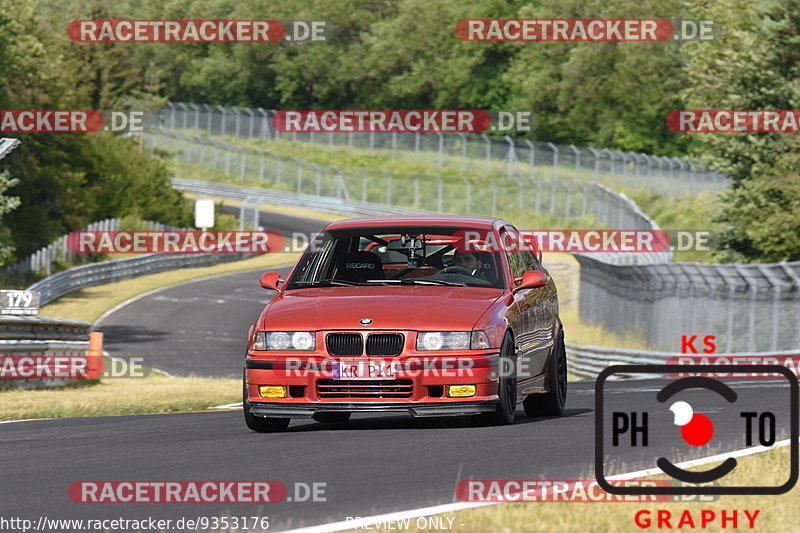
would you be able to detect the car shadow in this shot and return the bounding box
[286,407,592,432]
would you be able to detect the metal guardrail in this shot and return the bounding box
[0,316,93,390]
[576,255,800,353]
[162,102,729,197]
[566,343,800,381]
[4,218,184,278]
[0,315,90,341]
[25,179,580,308]
[27,250,259,307]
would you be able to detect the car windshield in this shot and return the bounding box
[285,226,506,290]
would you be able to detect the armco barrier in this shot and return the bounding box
[0,316,90,341]
[576,255,800,353]
[0,316,97,389]
[27,249,261,307]
[4,218,184,278]
[565,343,800,381]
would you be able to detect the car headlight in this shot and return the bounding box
[416,331,491,351]
[253,331,316,351]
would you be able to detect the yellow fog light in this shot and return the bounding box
[259,385,287,398]
[446,384,476,398]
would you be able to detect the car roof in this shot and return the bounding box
[322,215,508,231]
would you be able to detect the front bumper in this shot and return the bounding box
[244,352,501,416]
[246,400,497,418]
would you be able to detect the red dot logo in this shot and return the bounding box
[670,401,714,447]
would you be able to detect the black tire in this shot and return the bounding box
[473,334,517,426]
[313,412,352,423]
[242,372,291,433]
[523,329,567,417]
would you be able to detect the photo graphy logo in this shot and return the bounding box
[595,364,798,495]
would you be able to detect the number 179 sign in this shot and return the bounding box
[1,290,40,315]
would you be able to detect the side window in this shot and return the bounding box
[501,226,532,279]
[506,250,526,279]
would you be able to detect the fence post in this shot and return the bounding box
[190,103,200,132]
[547,143,558,180]
[385,171,393,205]
[178,102,189,129]
[204,104,213,134]
[524,139,536,180]
[588,147,601,182]
[167,102,176,129]
[217,105,227,136]
[256,108,269,140]
[568,145,580,180]
[244,108,255,138]
[504,136,516,178]
[438,133,444,168]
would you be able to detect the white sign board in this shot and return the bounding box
[0,290,40,315]
[194,199,215,229]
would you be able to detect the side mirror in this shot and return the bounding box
[512,270,547,292]
[260,272,285,291]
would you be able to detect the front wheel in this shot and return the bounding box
[473,334,517,426]
[243,372,291,432]
[523,329,567,417]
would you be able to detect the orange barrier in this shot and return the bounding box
[85,331,103,379]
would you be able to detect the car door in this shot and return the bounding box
[502,226,551,385]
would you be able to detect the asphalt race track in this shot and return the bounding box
[2,209,796,531]
[1,381,793,530]
[95,207,325,378]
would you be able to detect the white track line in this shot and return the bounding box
[209,402,243,410]
[279,438,796,533]
[94,263,294,327]
[0,418,55,424]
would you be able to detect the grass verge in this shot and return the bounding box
[354,446,793,533]
[0,373,239,421]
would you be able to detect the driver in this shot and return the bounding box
[449,251,487,279]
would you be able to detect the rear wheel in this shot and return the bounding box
[473,334,517,426]
[523,329,567,417]
[242,372,291,433]
[313,412,351,424]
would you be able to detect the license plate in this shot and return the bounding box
[333,360,395,380]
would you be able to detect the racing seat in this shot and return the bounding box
[470,251,498,284]
[335,251,384,283]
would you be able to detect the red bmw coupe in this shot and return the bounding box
[243,216,567,432]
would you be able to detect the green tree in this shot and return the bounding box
[683,0,800,260]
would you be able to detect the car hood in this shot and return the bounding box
[260,286,503,331]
